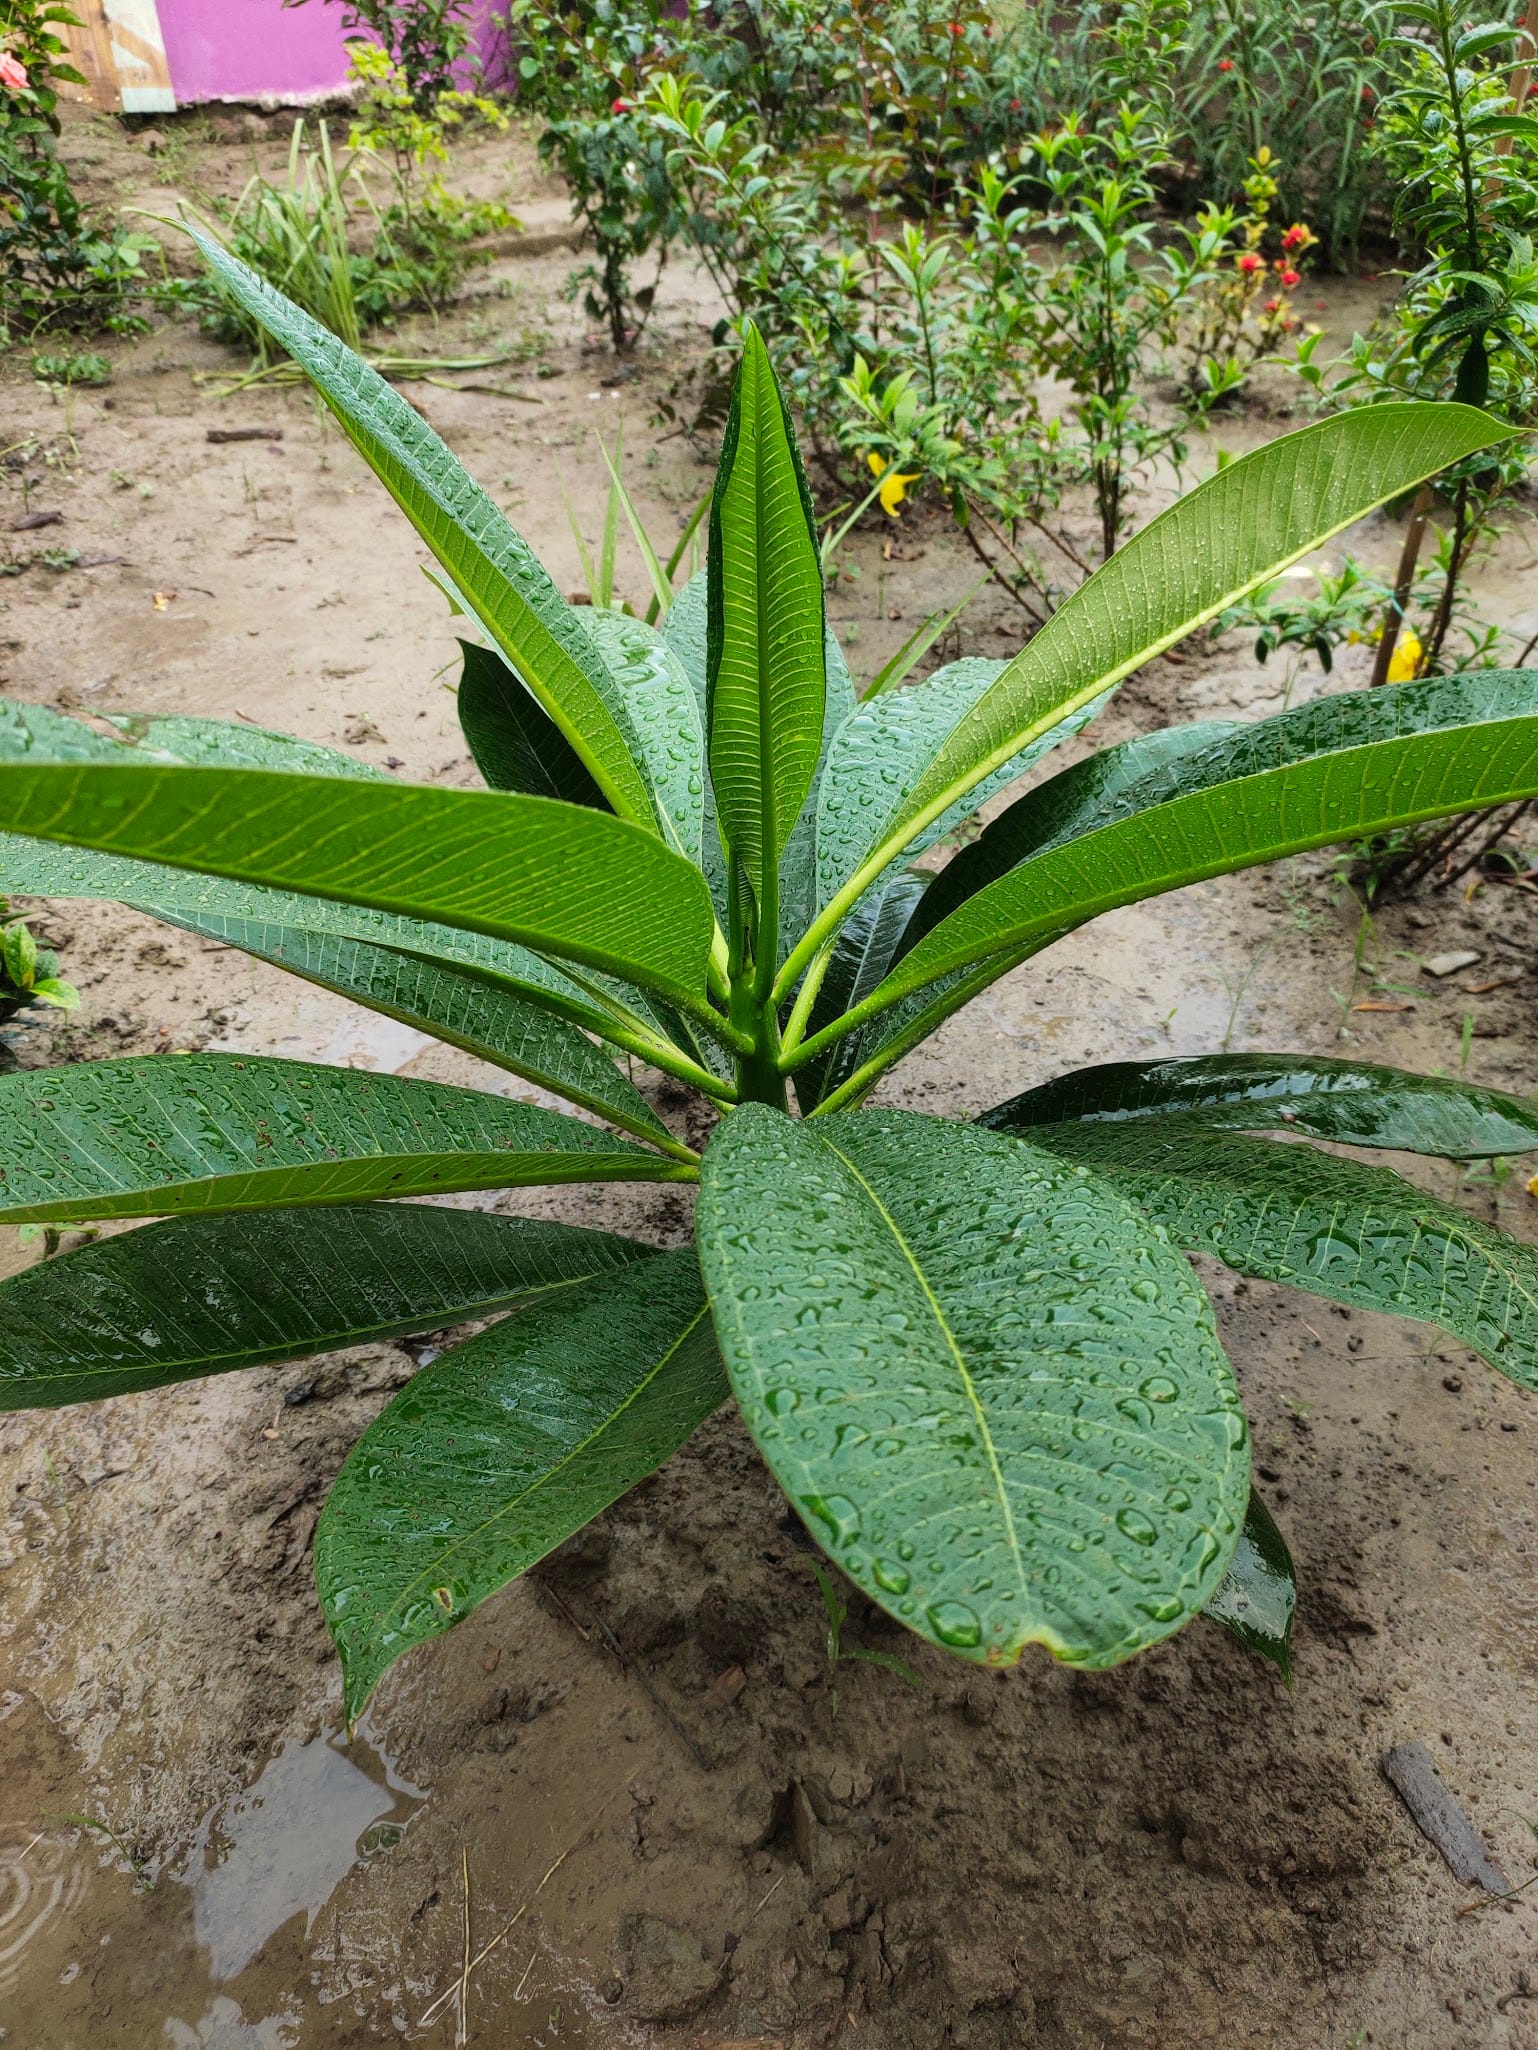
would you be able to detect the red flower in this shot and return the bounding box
[1263,297,1281,314]
[1238,252,1263,275]
[0,52,28,91]
[1217,57,1233,71]
[1280,267,1301,288]
[1009,97,1022,112]
[611,96,631,112]
[949,20,965,34]
[1281,223,1311,251]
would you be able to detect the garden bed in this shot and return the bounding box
[5,102,1538,2050]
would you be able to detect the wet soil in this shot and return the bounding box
[5,101,1538,2050]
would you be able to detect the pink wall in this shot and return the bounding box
[156,0,510,107]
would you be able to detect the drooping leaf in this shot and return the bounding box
[170,912,677,1144]
[696,1106,1249,1668]
[706,324,827,941]
[984,1052,1538,1160]
[813,660,1112,911]
[793,867,930,1114]
[0,1204,649,1409]
[1024,1122,1538,1391]
[316,1247,725,1719]
[0,1053,683,1225]
[189,229,656,825]
[778,402,1513,992]
[0,757,717,1009]
[866,671,1538,1023]
[456,640,607,809]
[899,720,1241,954]
[586,610,707,864]
[1203,1489,1295,1681]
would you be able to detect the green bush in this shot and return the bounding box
[3,245,1538,1715]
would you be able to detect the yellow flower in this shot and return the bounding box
[867,450,920,517]
[1384,629,1423,684]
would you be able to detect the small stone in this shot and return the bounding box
[1423,949,1481,978]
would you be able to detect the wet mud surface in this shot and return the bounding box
[4,103,1538,2050]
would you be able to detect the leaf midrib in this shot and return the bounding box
[822,1135,1028,1613]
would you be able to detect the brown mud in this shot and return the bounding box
[5,103,1538,2050]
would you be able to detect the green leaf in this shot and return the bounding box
[455,640,607,808]
[1023,1122,1538,1393]
[170,912,678,1145]
[871,671,1538,1022]
[586,611,706,865]
[707,323,828,941]
[813,660,1111,910]
[0,759,717,1010]
[316,1247,725,1719]
[778,402,1514,995]
[0,1204,648,1410]
[899,720,1242,954]
[0,833,640,1047]
[0,696,389,783]
[1203,1489,1295,1681]
[984,1053,1538,1160]
[189,229,656,826]
[100,711,390,781]
[793,867,930,1113]
[696,1106,1249,1668]
[0,1053,682,1225]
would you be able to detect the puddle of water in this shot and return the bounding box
[178,1731,425,1982]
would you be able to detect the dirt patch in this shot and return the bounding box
[5,103,1538,2050]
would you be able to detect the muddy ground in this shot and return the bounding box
[5,103,1538,2050]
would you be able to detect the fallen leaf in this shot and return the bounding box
[1462,978,1521,995]
[1352,1000,1414,1013]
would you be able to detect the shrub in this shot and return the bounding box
[0,3,155,339]
[280,0,477,110]
[2,248,1538,1711]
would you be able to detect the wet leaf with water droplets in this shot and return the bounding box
[1026,1123,1538,1391]
[0,1053,682,1226]
[985,1051,1538,1161]
[316,1249,726,1720]
[1203,1488,1296,1681]
[696,1107,1249,1670]
[0,1204,649,1409]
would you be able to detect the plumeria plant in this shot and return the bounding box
[6,244,1538,1718]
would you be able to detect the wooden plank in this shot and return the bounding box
[60,6,120,110]
[103,0,175,113]
[1382,1743,1511,1892]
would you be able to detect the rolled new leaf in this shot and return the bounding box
[1023,1121,1538,1391]
[0,1204,649,1409]
[697,1106,1249,1668]
[189,228,657,826]
[0,1053,685,1225]
[984,1053,1538,1160]
[316,1247,725,1720]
